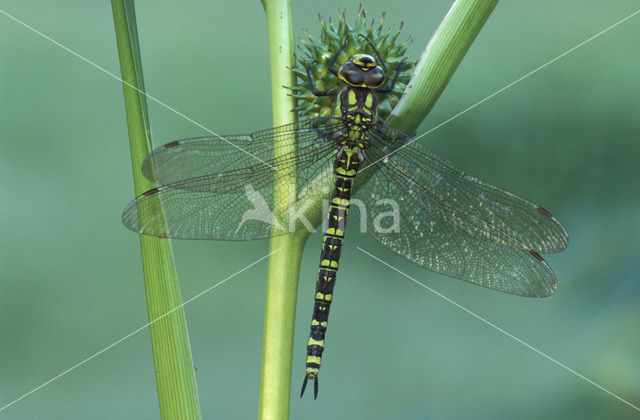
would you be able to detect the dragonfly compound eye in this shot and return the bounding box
[363,67,385,88]
[339,60,385,88]
[338,61,365,86]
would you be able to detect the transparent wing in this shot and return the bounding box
[122,119,343,240]
[355,124,568,297]
[140,118,344,185]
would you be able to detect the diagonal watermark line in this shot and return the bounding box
[0,8,278,172]
[0,248,280,413]
[362,8,640,172]
[357,246,640,412]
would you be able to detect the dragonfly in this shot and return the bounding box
[122,35,568,399]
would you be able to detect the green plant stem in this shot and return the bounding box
[387,0,499,132]
[112,1,201,419]
[258,0,303,419]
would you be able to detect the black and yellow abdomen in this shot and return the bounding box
[304,144,361,376]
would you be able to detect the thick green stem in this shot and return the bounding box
[258,0,303,419]
[387,0,499,132]
[112,1,201,419]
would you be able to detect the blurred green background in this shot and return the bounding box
[1,1,639,418]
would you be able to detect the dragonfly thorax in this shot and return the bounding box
[340,86,377,124]
[336,87,378,148]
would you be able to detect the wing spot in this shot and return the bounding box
[143,187,159,196]
[165,141,181,148]
[529,250,544,262]
[537,206,553,217]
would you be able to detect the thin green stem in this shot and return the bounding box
[386,0,499,132]
[258,0,303,419]
[112,1,201,419]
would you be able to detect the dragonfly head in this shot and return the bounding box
[338,54,385,89]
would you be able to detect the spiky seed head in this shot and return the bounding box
[289,7,413,121]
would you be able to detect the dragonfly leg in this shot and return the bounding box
[376,61,404,93]
[328,37,349,76]
[358,34,387,72]
[306,66,339,97]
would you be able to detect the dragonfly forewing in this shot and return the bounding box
[122,120,345,240]
[140,118,345,185]
[367,124,569,253]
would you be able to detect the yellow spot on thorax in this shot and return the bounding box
[347,89,357,106]
[364,93,373,108]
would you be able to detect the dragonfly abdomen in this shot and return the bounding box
[302,146,362,398]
